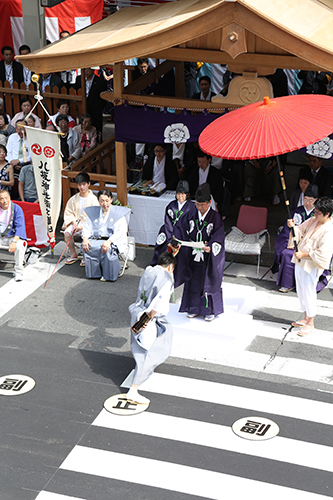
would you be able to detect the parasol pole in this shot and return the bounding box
[275,155,298,252]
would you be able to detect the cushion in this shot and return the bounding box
[225,226,268,255]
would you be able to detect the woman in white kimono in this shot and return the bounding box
[288,197,333,336]
[81,189,130,281]
[127,252,176,404]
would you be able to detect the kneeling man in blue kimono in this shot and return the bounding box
[127,252,176,404]
[81,188,130,281]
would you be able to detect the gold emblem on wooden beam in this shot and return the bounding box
[221,23,247,59]
[212,72,273,107]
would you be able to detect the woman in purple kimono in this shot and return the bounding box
[272,184,329,292]
[152,180,197,287]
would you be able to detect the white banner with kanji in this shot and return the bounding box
[25,127,62,248]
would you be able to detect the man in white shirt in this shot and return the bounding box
[6,120,32,178]
[0,46,24,88]
[142,144,178,191]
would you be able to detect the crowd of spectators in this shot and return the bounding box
[1,42,332,220]
[0,39,107,205]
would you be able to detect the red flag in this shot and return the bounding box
[14,201,49,248]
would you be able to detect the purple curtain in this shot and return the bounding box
[114,103,225,143]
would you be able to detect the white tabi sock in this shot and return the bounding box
[126,387,150,404]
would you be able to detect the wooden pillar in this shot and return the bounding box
[113,62,127,206]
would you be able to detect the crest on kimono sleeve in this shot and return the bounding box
[212,242,221,256]
[156,232,166,245]
[206,223,214,237]
[294,213,302,226]
[140,290,148,304]
[168,209,174,220]
[187,220,195,234]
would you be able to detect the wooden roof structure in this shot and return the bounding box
[18,0,333,74]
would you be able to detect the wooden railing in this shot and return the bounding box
[0,81,84,127]
[61,135,116,211]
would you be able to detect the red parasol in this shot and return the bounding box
[199,95,333,160]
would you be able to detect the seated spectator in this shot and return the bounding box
[132,58,150,81]
[56,114,80,165]
[0,145,14,192]
[26,115,36,128]
[191,76,216,101]
[62,172,99,265]
[0,46,24,87]
[289,168,313,212]
[81,188,130,281]
[0,98,11,124]
[0,189,27,281]
[6,120,31,181]
[12,98,42,129]
[272,184,329,293]
[19,44,32,89]
[73,113,97,155]
[151,180,197,288]
[243,156,281,205]
[303,155,332,198]
[18,162,38,203]
[188,150,223,212]
[39,72,63,93]
[0,112,15,144]
[48,99,75,129]
[142,144,178,191]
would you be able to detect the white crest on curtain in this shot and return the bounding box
[164,123,190,143]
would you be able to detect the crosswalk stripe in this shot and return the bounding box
[36,493,82,499]
[263,355,333,383]
[93,409,333,472]
[255,289,333,317]
[121,372,333,425]
[59,446,332,500]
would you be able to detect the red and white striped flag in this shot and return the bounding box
[0,0,104,53]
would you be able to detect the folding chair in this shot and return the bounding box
[118,215,134,278]
[118,238,131,277]
[224,205,270,278]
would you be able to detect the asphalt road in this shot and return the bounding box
[0,245,332,499]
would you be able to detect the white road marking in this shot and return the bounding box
[94,409,333,472]
[36,493,82,500]
[121,372,333,425]
[59,446,332,500]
